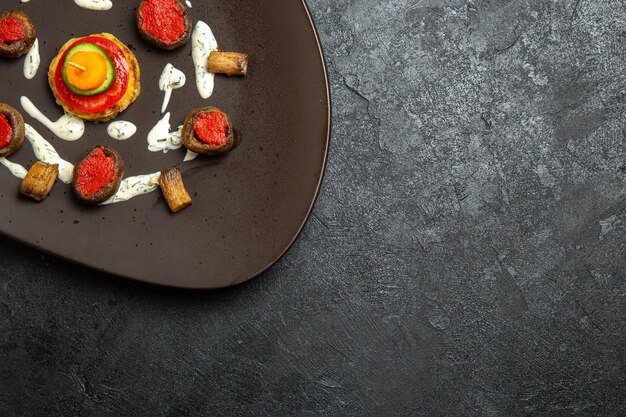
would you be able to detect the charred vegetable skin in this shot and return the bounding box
[21,161,58,202]
[208,51,249,76]
[136,0,191,50]
[0,10,36,59]
[0,103,25,158]
[159,167,192,213]
[72,145,124,205]
[181,107,235,156]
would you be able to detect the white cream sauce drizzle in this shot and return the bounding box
[21,0,112,8]
[0,126,73,182]
[24,124,74,183]
[147,112,183,153]
[159,63,186,113]
[0,158,27,179]
[74,0,113,11]
[100,172,161,205]
[107,121,137,140]
[20,96,85,141]
[23,38,40,80]
[183,150,198,162]
[192,21,218,99]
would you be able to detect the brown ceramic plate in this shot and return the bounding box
[0,1,329,288]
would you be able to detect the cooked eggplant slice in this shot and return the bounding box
[0,103,25,158]
[72,145,124,205]
[208,51,248,76]
[0,10,36,59]
[181,106,235,156]
[136,0,191,50]
[20,161,58,202]
[159,167,192,213]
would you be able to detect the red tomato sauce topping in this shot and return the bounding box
[0,114,12,148]
[139,0,186,46]
[0,17,24,43]
[75,147,116,196]
[54,36,129,114]
[194,112,229,146]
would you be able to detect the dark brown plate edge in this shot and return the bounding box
[1,0,332,290]
[223,0,332,290]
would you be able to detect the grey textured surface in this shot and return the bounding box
[1,0,625,415]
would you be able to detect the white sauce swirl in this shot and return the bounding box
[107,121,137,140]
[23,39,40,80]
[74,0,113,11]
[147,112,183,153]
[159,63,186,113]
[24,124,75,183]
[0,158,27,179]
[101,172,161,205]
[20,96,85,141]
[192,21,218,99]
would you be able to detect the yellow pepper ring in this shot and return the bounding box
[65,51,108,91]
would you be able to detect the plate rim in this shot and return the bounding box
[233,0,332,290]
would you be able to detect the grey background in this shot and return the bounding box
[1,0,625,415]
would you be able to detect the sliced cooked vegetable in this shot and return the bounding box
[159,167,191,213]
[208,51,248,76]
[20,161,59,202]
[62,42,115,96]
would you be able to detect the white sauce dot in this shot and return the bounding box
[183,150,198,162]
[107,121,137,140]
[192,21,218,99]
[74,0,113,11]
[23,39,40,80]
